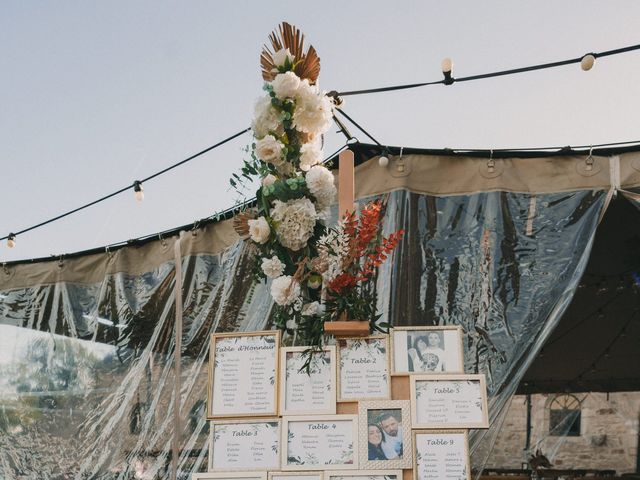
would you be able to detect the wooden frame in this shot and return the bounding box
[208,330,280,419]
[268,472,324,480]
[209,418,281,471]
[358,400,412,469]
[390,326,464,375]
[409,374,489,429]
[413,430,470,480]
[336,335,391,402]
[281,414,359,470]
[280,346,337,416]
[193,474,268,480]
[325,470,403,480]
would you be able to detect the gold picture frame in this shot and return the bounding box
[409,374,489,429]
[336,335,391,402]
[358,400,412,469]
[207,330,280,419]
[280,414,359,470]
[413,430,470,480]
[280,346,337,416]
[325,470,403,480]
[208,418,281,471]
[390,326,464,375]
[193,473,268,480]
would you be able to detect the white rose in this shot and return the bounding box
[251,95,280,138]
[261,256,285,278]
[262,174,277,187]
[272,71,301,100]
[302,301,324,317]
[293,80,333,134]
[273,48,295,67]
[299,142,323,171]
[255,135,284,165]
[247,217,270,244]
[271,275,301,306]
[305,165,336,207]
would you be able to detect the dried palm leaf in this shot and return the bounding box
[233,211,256,238]
[260,22,321,84]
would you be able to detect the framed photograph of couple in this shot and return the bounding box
[391,326,463,374]
[358,400,412,469]
[208,330,280,419]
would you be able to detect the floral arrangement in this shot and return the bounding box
[233,22,402,350]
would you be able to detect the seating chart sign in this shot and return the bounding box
[209,331,280,418]
[413,430,470,480]
[281,415,358,470]
[410,375,489,428]
[337,336,390,401]
[281,347,336,415]
[209,420,280,471]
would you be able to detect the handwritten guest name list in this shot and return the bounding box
[415,432,468,480]
[338,338,389,400]
[211,422,280,470]
[212,335,277,416]
[286,420,354,467]
[414,379,485,426]
[284,350,334,413]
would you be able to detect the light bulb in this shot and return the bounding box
[581,54,596,71]
[378,155,389,167]
[133,181,144,202]
[441,57,453,74]
[441,58,454,85]
[7,234,15,248]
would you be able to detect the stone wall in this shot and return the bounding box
[486,392,640,474]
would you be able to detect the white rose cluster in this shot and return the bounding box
[305,165,336,210]
[271,275,300,306]
[270,197,317,251]
[292,80,334,135]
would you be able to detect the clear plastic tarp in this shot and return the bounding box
[0,154,615,478]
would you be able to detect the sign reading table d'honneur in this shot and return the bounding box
[208,331,280,418]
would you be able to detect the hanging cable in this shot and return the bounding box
[335,108,383,146]
[1,127,251,243]
[333,42,640,98]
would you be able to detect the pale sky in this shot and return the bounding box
[1,1,639,262]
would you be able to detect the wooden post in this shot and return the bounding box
[324,149,370,338]
[338,149,355,218]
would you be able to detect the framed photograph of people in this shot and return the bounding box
[281,415,359,470]
[337,336,391,402]
[280,346,336,416]
[268,472,323,480]
[413,430,470,480]
[325,470,403,480]
[209,419,281,471]
[208,330,280,419]
[357,400,412,469]
[391,326,463,374]
[193,474,268,480]
[409,374,489,429]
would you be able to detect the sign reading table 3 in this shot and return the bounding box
[208,331,280,418]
